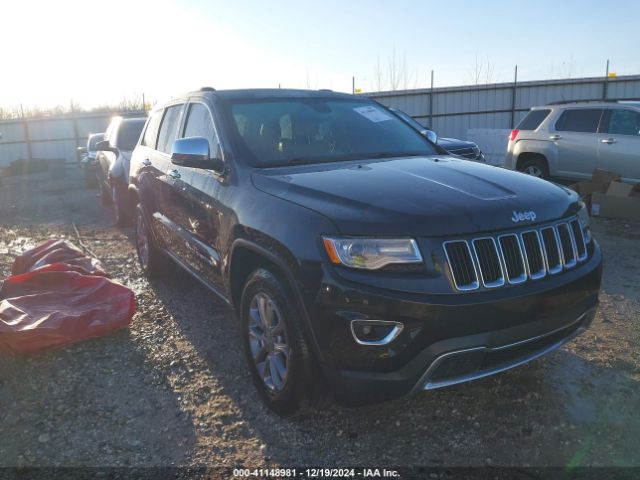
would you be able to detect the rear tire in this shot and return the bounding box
[113,186,131,226]
[239,268,317,416]
[518,157,549,180]
[134,203,171,278]
[99,178,112,205]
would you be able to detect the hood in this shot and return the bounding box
[252,156,578,237]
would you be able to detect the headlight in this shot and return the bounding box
[322,237,423,270]
[577,201,592,244]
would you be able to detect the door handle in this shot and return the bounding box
[167,169,181,179]
[142,158,152,166]
[549,134,562,141]
[601,138,616,144]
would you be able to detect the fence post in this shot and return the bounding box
[72,115,80,163]
[428,70,434,127]
[21,104,33,163]
[603,59,610,99]
[510,65,518,128]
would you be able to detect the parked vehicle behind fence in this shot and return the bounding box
[390,107,486,162]
[505,100,640,182]
[95,116,146,225]
[128,88,601,415]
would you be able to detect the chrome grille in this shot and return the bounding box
[472,238,504,288]
[557,223,577,268]
[443,241,479,291]
[521,230,546,279]
[445,217,590,292]
[498,234,527,284]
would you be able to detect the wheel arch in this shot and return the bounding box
[516,151,549,172]
[228,239,324,362]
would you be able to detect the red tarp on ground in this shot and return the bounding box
[0,240,135,355]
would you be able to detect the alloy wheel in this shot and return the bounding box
[247,292,290,392]
[523,165,543,178]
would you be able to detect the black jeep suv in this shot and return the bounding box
[128,88,602,415]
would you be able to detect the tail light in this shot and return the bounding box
[509,129,519,141]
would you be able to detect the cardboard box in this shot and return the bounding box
[606,181,634,197]
[591,169,621,186]
[591,192,640,221]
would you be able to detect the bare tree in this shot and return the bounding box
[371,49,417,92]
[465,53,497,85]
[373,53,385,91]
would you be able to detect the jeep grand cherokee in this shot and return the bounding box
[128,88,602,415]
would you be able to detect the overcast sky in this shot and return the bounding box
[1,0,638,110]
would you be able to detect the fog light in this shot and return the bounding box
[350,320,404,346]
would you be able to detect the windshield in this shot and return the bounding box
[223,98,437,166]
[116,119,145,151]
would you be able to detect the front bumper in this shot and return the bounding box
[305,241,602,405]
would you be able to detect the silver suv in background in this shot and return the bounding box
[505,101,640,182]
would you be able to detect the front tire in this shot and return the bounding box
[240,269,316,416]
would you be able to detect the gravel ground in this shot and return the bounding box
[0,167,639,469]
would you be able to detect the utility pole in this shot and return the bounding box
[510,65,518,128]
[352,76,355,94]
[603,59,610,100]
[428,70,434,128]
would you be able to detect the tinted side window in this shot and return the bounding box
[183,103,221,157]
[516,109,551,130]
[606,109,640,136]
[555,109,602,133]
[156,105,183,154]
[141,112,162,148]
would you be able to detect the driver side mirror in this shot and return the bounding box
[170,137,224,172]
[95,140,118,154]
[421,129,438,144]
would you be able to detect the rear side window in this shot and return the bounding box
[605,109,640,136]
[141,112,162,148]
[516,109,550,130]
[555,109,603,133]
[156,105,183,154]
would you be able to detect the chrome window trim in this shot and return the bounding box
[471,237,505,288]
[443,240,480,291]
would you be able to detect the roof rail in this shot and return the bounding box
[200,86,216,92]
[546,99,620,105]
[318,88,333,92]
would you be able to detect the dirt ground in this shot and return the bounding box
[0,167,639,469]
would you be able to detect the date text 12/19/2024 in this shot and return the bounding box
[233,468,400,478]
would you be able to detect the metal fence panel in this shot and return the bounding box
[0,110,145,168]
[366,74,640,141]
